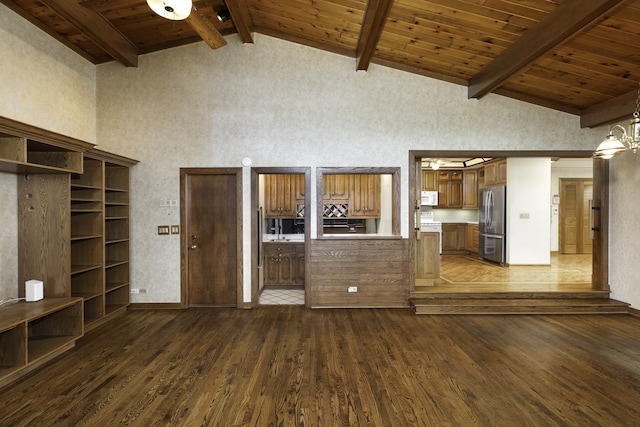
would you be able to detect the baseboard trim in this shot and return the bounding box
[629,307,640,318]
[128,303,183,310]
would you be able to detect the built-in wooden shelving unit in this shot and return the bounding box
[0,116,137,387]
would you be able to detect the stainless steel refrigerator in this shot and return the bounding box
[479,185,506,265]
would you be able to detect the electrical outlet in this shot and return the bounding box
[139,288,147,294]
[170,225,180,234]
[348,286,358,293]
[131,288,140,294]
[158,225,170,235]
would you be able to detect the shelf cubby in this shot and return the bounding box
[71,157,102,188]
[71,211,103,239]
[26,140,83,174]
[0,324,26,372]
[105,285,129,315]
[105,218,129,241]
[106,263,129,292]
[0,298,83,388]
[83,295,104,328]
[71,267,103,298]
[71,237,103,273]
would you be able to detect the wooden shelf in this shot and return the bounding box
[0,298,83,388]
[106,281,129,292]
[70,264,102,275]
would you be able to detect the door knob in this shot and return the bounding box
[189,244,198,250]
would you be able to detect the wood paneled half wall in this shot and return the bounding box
[309,238,409,308]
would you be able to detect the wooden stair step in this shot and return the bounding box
[410,298,630,315]
[409,291,610,300]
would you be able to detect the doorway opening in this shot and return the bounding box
[251,168,311,307]
[409,150,609,293]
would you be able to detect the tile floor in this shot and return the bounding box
[259,288,305,305]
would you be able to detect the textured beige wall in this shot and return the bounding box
[0,5,96,298]
[95,34,607,304]
[609,151,640,309]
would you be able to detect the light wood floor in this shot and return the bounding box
[433,253,592,292]
[2,307,640,426]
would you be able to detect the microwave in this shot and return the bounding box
[421,191,438,206]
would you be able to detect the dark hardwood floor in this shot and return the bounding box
[2,307,640,426]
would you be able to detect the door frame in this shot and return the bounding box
[408,150,609,292]
[251,167,311,307]
[180,168,244,308]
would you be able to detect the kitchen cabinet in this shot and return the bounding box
[467,223,479,253]
[442,223,467,254]
[350,174,380,218]
[264,174,298,218]
[421,170,437,191]
[483,159,507,186]
[463,170,478,209]
[437,170,463,208]
[264,242,304,287]
[415,232,440,280]
[323,174,352,202]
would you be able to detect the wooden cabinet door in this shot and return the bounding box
[437,181,449,208]
[416,232,440,279]
[293,174,305,201]
[264,174,295,218]
[484,163,496,186]
[441,224,457,252]
[264,244,294,285]
[351,174,380,218]
[496,160,507,184]
[448,182,463,208]
[323,174,351,201]
[278,253,293,285]
[293,246,305,285]
[456,224,467,250]
[463,170,478,209]
[421,170,437,191]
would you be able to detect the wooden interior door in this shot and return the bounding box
[182,169,240,307]
[559,179,593,254]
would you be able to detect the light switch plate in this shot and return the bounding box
[170,225,180,234]
[158,225,170,235]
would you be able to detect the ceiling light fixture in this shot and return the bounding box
[425,160,440,170]
[594,83,640,159]
[147,0,192,21]
[217,8,232,23]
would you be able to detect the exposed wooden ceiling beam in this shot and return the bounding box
[580,89,638,128]
[41,0,138,67]
[356,0,393,71]
[224,0,253,44]
[468,0,626,100]
[187,6,227,49]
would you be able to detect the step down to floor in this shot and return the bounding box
[410,298,630,315]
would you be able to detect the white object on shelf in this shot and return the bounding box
[25,279,43,302]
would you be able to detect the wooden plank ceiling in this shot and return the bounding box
[2,0,640,127]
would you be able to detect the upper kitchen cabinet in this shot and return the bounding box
[323,174,352,202]
[437,170,463,208]
[463,170,478,209]
[351,174,380,219]
[483,159,507,186]
[264,174,304,218]
[421,170,437,191]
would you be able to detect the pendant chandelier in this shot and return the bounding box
[594,83,640,159]
[147,0,192,20]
